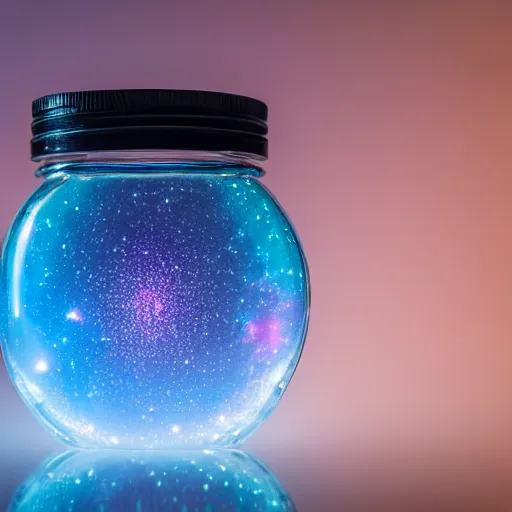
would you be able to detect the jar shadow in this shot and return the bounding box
[8,449,296,511]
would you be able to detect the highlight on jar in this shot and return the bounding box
[0,89,310,449]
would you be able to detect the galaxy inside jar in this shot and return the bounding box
[0,90,310,448]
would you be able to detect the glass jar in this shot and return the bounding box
[1,90,310,449]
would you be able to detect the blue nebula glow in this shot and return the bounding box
[9,449,296,511]
[1,162,309,448]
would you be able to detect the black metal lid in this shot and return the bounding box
[31,89,268,161]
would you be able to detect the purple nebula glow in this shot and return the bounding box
[133,287,166,333]
[243,316,284,353]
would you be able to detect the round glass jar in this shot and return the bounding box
[1,90,309,448]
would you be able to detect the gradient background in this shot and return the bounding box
[1,1,512,508]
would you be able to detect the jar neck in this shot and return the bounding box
[35,150,265,178]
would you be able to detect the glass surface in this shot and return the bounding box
[9,449,296,511]
[1,160,309,448]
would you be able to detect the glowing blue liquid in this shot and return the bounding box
[1,162,309,448]
[9,449,296,511]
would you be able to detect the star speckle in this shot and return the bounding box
[35,359,49,373]
[66,310,83,322]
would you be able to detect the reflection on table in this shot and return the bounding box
[9,449,295,511]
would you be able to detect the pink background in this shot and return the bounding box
[1,1,511,504]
